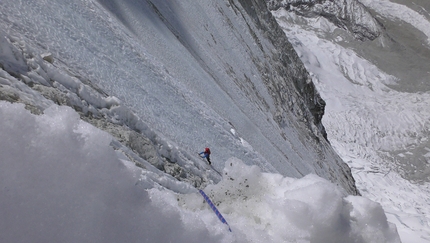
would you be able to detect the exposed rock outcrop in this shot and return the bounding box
[232,0,359,195]
[234,0,328,140]
[266,0,383,40]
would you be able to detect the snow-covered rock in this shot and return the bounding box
[266,0,383,40]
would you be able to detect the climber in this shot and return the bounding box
[199,147,211,165]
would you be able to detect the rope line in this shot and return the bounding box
[199,189,232,232]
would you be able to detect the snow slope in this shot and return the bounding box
[0,0,358,191]
[360,0,430,44]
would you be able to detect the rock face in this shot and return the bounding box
[236,0,328,140]
[266,0,383,40]
[234,0,358,195]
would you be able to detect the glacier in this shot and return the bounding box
[270,0,430,242]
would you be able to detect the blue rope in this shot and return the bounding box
[199,189,232,232]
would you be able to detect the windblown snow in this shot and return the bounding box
[0,101,399,242]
